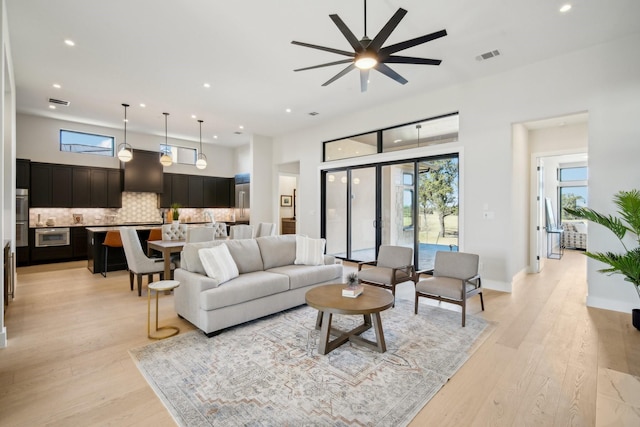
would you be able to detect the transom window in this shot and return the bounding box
[160,144,197,165]
[60,129,114,157]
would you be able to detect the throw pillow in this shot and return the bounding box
[573,222,588,234]
[294,235,326,266]
[198,244,239,285]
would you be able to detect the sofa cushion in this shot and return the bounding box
[181,240,226,274]
[268,264,343,290]
[199,271,289,310]
[257,235,297,269]
[225,239,264,273]
[294,235,326,266]
[573,222,587,234]
[198,245,239,285]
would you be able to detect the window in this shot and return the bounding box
[323,112,459,162]
[60,130,114,157]
[160,144,197,165]
[558,164,588,222]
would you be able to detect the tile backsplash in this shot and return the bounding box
[29,192,236,227]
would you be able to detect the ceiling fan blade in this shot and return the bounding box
[383,56,441,66]
[368,8,407,52]
[329,14,363,52]
[294,59,354,72]
[360,69,370,92]
[291,40,354,57]
[380,29,447,56]
[322,63,356,86]
[374,63,408,85]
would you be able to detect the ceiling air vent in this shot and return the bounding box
[475,50,501,62]
[308,112,319,116]
[234,131,242,135]
[48,97,70,106]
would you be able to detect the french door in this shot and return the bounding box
[322,154,459,270]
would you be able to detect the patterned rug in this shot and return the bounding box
[130,299,490,426]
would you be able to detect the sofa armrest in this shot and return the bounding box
[323,254,337,265]
[174,268,220,293]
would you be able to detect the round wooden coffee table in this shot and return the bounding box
[305,284,394,355]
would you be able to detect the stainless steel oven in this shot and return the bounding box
[35,228,70,247]
[16,189,29,248]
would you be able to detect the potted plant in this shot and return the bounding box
[565,189,640,330]
[171,203,181,223]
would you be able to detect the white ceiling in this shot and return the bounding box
[6,0,640,148]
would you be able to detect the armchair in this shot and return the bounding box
[357,245,415,305]
[414,251,483,327]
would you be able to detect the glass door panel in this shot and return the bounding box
[381,163,415,251]
[417,157,459,270]
[325,171,347,258]
[350,167,376,262]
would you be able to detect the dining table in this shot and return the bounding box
[147,240,185,279]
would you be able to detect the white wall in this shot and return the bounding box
[272,33,640,306]
[249,134,272,226]
[16,114,236,177]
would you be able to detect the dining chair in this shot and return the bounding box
[186,227,215,243]
[119,227,174,296]
[414,251,483,327]
[161,223,187,240]
[230,224,254,239]
[256,222,276,237]
[212,222,228,238]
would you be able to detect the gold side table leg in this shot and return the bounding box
[147,287,179,340]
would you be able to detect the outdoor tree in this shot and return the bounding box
[561,192,585,220]
[418,159,458,237]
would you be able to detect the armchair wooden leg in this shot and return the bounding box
[129,271,134,291]
[461,302,466,327]
[414,293,419,314]
[479,292,485,311]
[137,274,143,297]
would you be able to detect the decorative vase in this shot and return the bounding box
[633,308,640,331]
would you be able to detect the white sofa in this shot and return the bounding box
[174,235,343,336]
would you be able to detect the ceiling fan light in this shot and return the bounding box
[355,54,377,70]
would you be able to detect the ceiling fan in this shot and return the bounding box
[292,0,447,92]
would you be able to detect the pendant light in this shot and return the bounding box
[159,112,173,167]
[195,119,207,170]
[117,103,133,162]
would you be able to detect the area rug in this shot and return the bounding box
[130,299,491,426]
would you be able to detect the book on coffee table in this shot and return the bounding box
[342,285,363,298]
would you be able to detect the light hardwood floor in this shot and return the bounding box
[1,251,638,426]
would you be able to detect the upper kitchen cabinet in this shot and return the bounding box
[106,169,123,208]
[30,163,72,207]
[204,177,234,207]
[16,159,30,189]
[171,174,189,207]
[72,167,91,208]
[72,167,122,208]
[188,176,204,208]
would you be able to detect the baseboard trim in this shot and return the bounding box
[483,279,511,293]
[0,327,6,348]
[587,295,637,314]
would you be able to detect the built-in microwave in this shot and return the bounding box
[35,228,70,247]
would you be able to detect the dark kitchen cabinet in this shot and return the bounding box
[107,169,122,208]
[204,177,233,207]
[72,167,91,208]
[171,174,189,207]
[159,173,173,208]
[30,163,72,207]
[16,158,30,189]
[90,168,108,208]
[188,176,204,208]
[72,227,88,259]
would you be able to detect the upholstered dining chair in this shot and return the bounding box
[186,227,215,243]
[256,222,276,237]
[357,245,415,305]
[230,224,254,239]
[161,223,187,240]
[211,222,228,238]
[414,251,483,327]
[119,227,174,296]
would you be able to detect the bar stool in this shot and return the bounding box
[102,230,123,277]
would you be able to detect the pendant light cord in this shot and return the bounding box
[363,0,368,37]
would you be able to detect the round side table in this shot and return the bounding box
[147,280,180,340]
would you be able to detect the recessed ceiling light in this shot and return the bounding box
[239,125,244,129]
[191,114,197,119]
[52,83,61,89]
[213,135,218,139]
[559,4,572,13]
[285,108,292,113]
[139,103,146,108]
[203,83,211,88]
[64,39,75,46]
[49,105,56,109]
